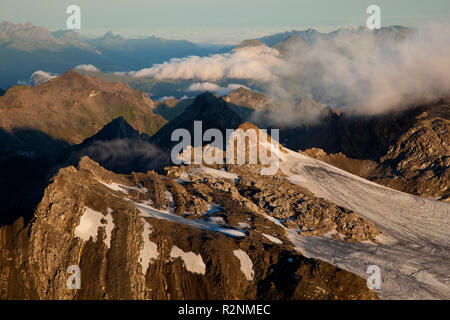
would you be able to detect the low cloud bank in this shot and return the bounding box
[129,45,285,82]
[129,24,450,123]
[74,64,100,72]
[186,82,250,96]
[82,138,168,173]
[25,25,450,126]
[29,70,58,86]
[275,24,450,116]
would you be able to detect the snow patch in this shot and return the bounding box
[262,233,283,244]
[170,246,206,275]
[139,218,158,275]
[74,207,114,248]
[233,249,254,281]
[136,202,247,238]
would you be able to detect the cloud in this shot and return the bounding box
[272,24,450,117]
[186,82,250,96]
[30,70,58,86]
[129,45,285,82]
[82,138,168,172]
[74,64,100,72]
[29,25,449,127]
[158,96,176,101]
[124,25,450,124]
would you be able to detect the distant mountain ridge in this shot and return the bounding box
[256,25,412,47]
[0,70,166,156]
[0,21,228,88]
[0,21,97,52]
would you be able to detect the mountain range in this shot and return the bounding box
[0,69,166,156]
[0,71,447,227]
[0,100,448,298]
[256,25,412,47]
[0,21,229,88]
[0,29,448,301]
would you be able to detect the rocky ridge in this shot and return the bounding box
[0,156,378,299]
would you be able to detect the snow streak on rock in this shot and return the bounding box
[233,249,254,281]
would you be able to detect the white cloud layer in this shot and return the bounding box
[126,24,450,120]
[277,24,450,116]
[74,64,101,72]
[29,70,58,86]
[130,45,285,82]
[186,82,250,96]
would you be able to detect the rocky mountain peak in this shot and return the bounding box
[224,87,272,111]
[150,92,243,151]
[236,121,260,131]
[54,69,90,86]
[189,91,224,108]
[84,117,143,142]
[234,39,264,50]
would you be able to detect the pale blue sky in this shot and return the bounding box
[1,0,449,43]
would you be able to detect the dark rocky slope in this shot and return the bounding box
[150,92,244,151]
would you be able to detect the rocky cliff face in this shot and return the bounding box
[303,99,450,201]
[377,105,449,200]
[0,156,377,300]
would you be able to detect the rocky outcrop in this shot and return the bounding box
[302,100,450,201]
[377,107,449,200]
[224,87,273,123]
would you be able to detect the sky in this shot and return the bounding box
[1,0,449,43]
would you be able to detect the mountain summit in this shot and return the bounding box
[150,92,244,151]
[82,117,143,142]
